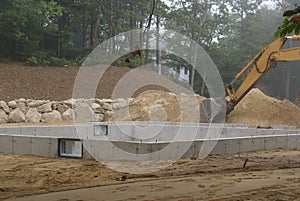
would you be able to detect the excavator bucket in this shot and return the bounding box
[199,97,227,123]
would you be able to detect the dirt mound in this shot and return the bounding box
[110,90,205,122]
[227,88,300,128]
[111,88,300,128]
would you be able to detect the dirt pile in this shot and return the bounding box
[111,88,300,128]
[227,88,300,128]
[109,90,205,122]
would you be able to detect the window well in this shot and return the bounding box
[58,139,82,158]
[94,125,108,136]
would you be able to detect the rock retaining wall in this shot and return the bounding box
[0,98,130,124]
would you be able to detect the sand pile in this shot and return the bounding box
[110,88,300,128]
[227,88,300,128]
[109,90,206,122]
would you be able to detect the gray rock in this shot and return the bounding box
[84,99,95,106]
[16,98,26,103]
[52,102,58,110]
[41,110,62,123]
[9,108,25,123]
[62,109,75,121]
[95,99,104,106]
[102,102,112,111]
[0,101,10,114]
[26,108,41,123]
[94,108,104,114]
[102,99,113,103]
[112,99,128,110]
[17,102,26,113]
[91,103,101,110]
[0,109,9,123]
[37,102,53,113]
[74,104,95,122]
[95,113,104,122]
[63,99,76,108]
[57,103,68,114]
[104,111,114,121]
[7,101,17,109]
[27,100,45,107]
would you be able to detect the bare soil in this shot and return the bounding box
[0,62,174,101]
[227,88,300,128]
[1,149,300,200]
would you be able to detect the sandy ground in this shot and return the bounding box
[1,149,300,200]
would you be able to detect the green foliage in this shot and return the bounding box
[26,52,73,67]
[0,0,62,59]
[275,13,300,37]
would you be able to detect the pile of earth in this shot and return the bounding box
[109,90,205,122]
[110,89,300,128]
[227,88,300,128]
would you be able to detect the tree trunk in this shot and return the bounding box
[91,0,102,48]
[145,0,156,64]
[156,15,160,67]
[109,0,113,53]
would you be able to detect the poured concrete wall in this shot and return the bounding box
[0,122,298,141]
[0,135,58,158]
[0,122,299,161]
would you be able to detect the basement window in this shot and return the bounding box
[58,139,82,159]
[94,125,108,136]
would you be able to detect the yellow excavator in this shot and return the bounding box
[200,35,300,123]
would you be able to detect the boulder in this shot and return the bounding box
[84,99,95,106]
[0,109,9,123]
[27,100,45,107]
[91,103,101,110]
[104,111,114,121]
[63,99,76,108]
[52,102,58,110]
[57,103,68,114]
[9,108,25,123]
[17,102,26,113]
[41,110,62,123]
[95,99,104,106]
[95,113,104,122]
[102,102,112,111]
[7,101,17,109]
[16,98,26,103]
[102,99,113,103]
[74,104,95,122]
[37,102,53,113]
[112,99,128,110]
[0,101,10,114]
[25,108,41,123]
[62,109,75,121]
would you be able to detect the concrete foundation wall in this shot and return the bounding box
[0,122,298,142]
[1,133,300,160]
[0,135,57,158]
[0,122,299,161]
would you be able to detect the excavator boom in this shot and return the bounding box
[226,35,300,114]
[199,35,300,123]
